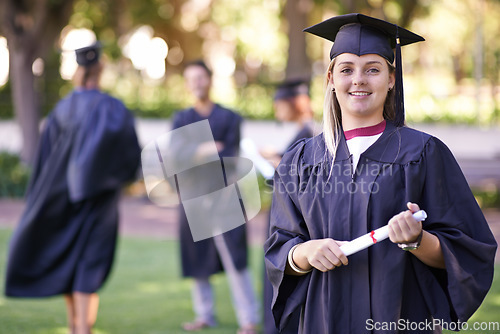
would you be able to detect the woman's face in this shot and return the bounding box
[330,53,394,124]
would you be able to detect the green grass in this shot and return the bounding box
[0,228,264,334]
[1,227,499,333]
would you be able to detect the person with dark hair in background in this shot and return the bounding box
[262,79,316,334]
[265,14,496,333]
[261,79,316,169]
[5,42,141,334]
[172,60,259,334]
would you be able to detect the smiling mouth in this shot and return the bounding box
[349,92,371,96]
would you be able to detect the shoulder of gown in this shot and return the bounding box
[279,123,451,171]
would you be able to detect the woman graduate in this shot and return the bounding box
[264,13,497,334]
[5,42,141,334]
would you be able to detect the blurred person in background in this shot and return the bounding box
[5,42,141,334]
[260,79,316,169]
[262,79,316,334]
[172,60,259,334]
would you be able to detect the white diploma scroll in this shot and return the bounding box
[339,210,427,256]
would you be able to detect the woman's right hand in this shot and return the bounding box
[292,239,349,273]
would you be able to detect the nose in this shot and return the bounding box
[352,71,366,86]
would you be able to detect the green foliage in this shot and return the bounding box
[0,152,30,198]
[474,187,500,209]
[1,0,499,124]
[257,173,273,210]
[236,84,274,120]
[38,51,73,118]
[0,82,13,119]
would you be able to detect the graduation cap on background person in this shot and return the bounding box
[75,41,101,67]
[274,79,310,101]
[303,13,425,126]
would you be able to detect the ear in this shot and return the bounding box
[388,71,395,91]
[327,70,334,86]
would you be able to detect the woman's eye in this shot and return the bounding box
[340,68,352,74]
[367,68,380,73]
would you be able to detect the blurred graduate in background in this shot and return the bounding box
[172,60,259,334]
[260,79,316,169]
[5,42,141,334]
[262,79,316,334]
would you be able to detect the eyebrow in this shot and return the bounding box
[337,60,384,66]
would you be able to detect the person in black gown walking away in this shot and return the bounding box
[5,42,141,334]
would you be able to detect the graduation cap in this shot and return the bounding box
[274,79,310,101]
[75,42,101,67]
[303,13,425,126]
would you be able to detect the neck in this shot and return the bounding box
[342,115,385,132]
[194,99,214,116]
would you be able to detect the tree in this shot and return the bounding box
[284,0,312,81]
[0,0,75,164]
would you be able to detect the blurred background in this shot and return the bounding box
[1,0,500,206]
[0,0,499,202]
[0,1,499,332]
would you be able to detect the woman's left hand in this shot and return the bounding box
[388,202,422,244]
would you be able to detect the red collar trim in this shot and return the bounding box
[344,120,386,140]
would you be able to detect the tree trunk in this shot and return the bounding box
[0,0,75,164]
[9,46,39,164]
[284,0,312,81]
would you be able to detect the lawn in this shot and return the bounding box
[1,227,499,333]
[0,228,264,334]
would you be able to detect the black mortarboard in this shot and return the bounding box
[274,79,310,101]
[303,13,424,126]
[75,42,101,67]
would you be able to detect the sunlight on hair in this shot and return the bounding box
[59,28,97,80]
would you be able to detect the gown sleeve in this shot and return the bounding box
[264,140,313,331]
[411,136,497,322]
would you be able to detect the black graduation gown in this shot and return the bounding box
[264,121,497,333]
[5,89,141,297]
[263,123,314,334]
[284,123,314,154]
[172,104,248,278]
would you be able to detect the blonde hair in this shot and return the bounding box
[322,57,396,163]
[72,61,103,89]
